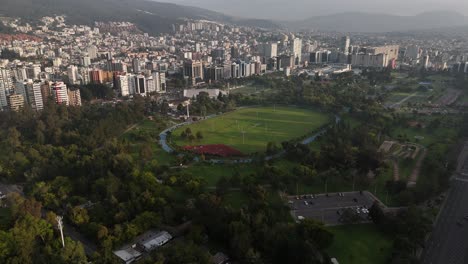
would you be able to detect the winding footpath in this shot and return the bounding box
[159,111,340,164]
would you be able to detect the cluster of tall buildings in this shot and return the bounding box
[115,71,166,97]
[0,67,81,112]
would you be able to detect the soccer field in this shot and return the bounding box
[172,106,330,154]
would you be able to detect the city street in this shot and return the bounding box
[422,142,468,264]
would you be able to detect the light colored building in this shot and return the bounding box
[68,89,82,106]
[341,36,350,54]
[0,68,14,109]
[118,74,130,96]
[291,38,302,65]
[351,45,399,68]
[51,82,69,105]
[25,80,44,111]
[183,60,204,85]
[259,42,278,59]
[113,230,172,264]
[183,88,227,99]
[87,45,98,59]
[7,94,24,112]
[67,65,78,84]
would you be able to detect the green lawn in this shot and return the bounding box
[184,163,259,187]
[390,125,458,147]
[327,224,393,264]
[229,85,272,95]
[173,106,330,154]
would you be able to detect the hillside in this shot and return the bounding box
[0,0,279,34]
[285,11,468,32]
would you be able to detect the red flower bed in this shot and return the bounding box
[183,144,244,157]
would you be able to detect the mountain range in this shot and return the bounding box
[0,0,467,34]
[0,0,279,34]
[284,11,468,32]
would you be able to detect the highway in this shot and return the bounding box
[422,142,468,264]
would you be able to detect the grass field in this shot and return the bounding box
[184,163,259,187]
[327,224,393,264]
[173,107,330,154]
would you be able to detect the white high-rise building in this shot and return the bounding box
[87,46,98,59]
[67,65,78,84]
[81,56,91,67]
[26,80,44,111]
[291,38,302,65]
[422,55,430,69]
[152,72,161,92]
[26,64,41,79]
[14,67,28,82]
[127,74,137,95]
[146,76,155,93]
[118,75,130,96]
[259,42,278,59]
[0,68,14,109]
[51,82,69,105]
[341,36,350,54]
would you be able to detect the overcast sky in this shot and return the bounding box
[158,0,468,20]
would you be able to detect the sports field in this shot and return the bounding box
[173,106,330,154]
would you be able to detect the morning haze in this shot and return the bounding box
[160,0,468,19]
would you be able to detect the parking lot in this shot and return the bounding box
[288,191,379,226]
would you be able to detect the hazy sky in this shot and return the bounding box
[158,0,468,20]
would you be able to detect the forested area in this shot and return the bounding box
[0,71,465,263]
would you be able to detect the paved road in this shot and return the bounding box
[422,142,468,264]
[388,92,418,109]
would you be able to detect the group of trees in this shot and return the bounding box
[180,128,203,142]
[369,203,432,263]
[75,83,115,101]
[0,194,88,263]
[193,192,333,264]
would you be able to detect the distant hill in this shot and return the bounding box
[284,11,468,32]
[0,0,279,34]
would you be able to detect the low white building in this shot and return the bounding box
[113,230,173,264]
[183,88,227,99]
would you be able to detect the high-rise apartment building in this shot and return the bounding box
[7,94,24,112]
[117,74,130,96]
[183,60,204,84]
[341,36,350,54]
[51,82,69,105]
[291,38,302,66]
[67,65,78,84]
[0,68,14,109]
[259,42,278,59]
[68,89,82,106]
